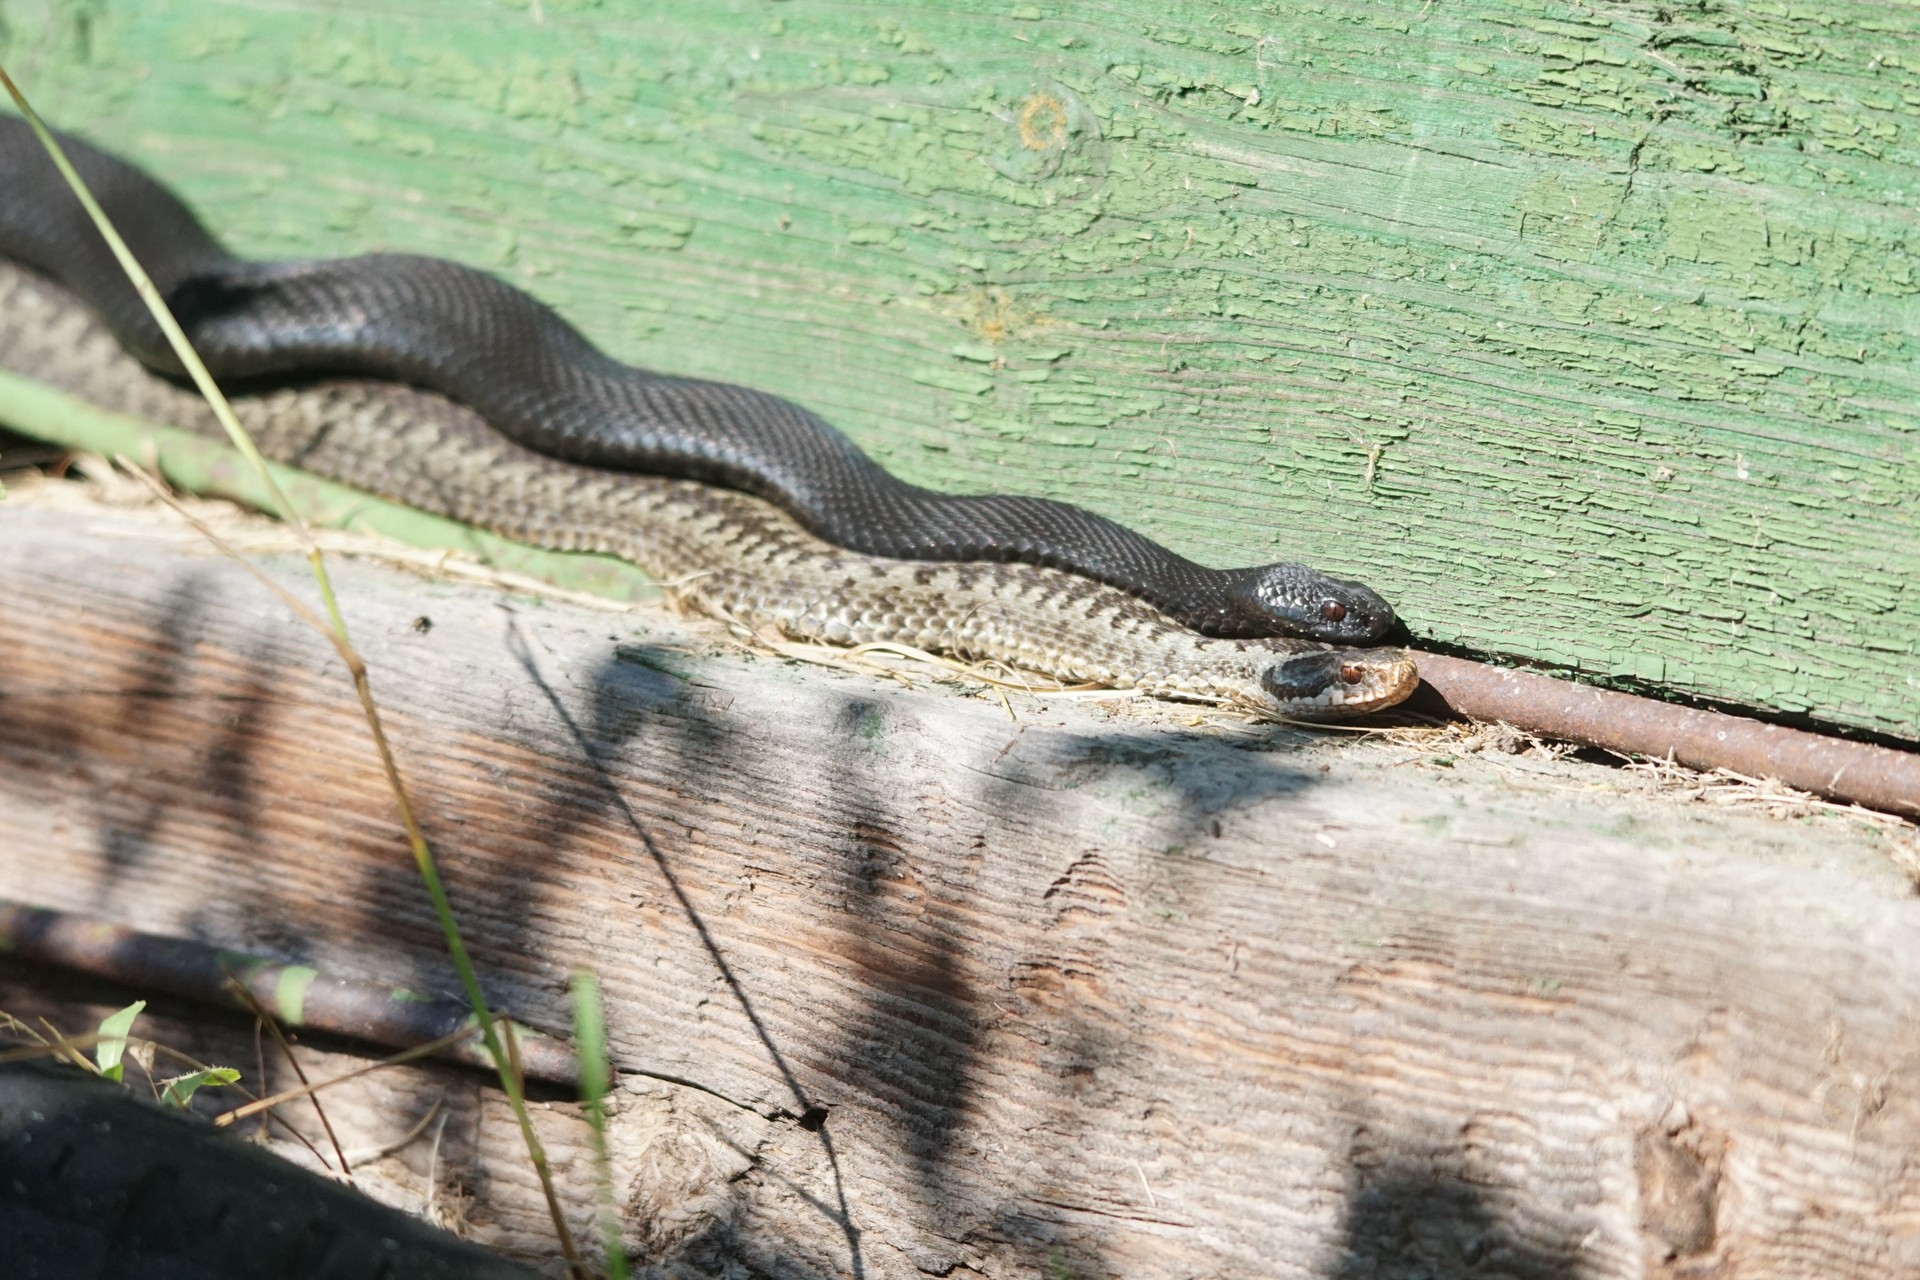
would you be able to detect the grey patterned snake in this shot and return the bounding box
[0,117,1415,718]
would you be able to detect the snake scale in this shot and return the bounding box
[0,118,1416,719]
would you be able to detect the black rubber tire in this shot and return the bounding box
[0,1059,541,1279]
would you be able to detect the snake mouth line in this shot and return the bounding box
[1273,679,1419,719]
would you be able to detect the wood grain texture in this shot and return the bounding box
[0,0,1914,735]
[0,500,1916,1278]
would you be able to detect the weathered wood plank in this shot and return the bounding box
[0,0,1913,734]
[0,497,1915,1278]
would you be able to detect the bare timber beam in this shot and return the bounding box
[1,501,1916,1278]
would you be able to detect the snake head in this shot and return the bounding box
[1226,564,1396,643]
[1259,647,1419,719]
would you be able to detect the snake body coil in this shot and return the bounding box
[0,118,1393,643]
[0,119,1415,718]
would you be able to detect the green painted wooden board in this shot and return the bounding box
[1,0,1915,738]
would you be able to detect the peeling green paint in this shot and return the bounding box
[1,0,1915,737]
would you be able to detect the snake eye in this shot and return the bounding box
[1339,664,1364,685]
[1320,600,1348,623]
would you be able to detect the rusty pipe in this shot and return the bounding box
[0,902,579,1084]
[1410,650,1920,820]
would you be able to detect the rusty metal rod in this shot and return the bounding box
[0,902,578,1084]
[1411,650,1920,819]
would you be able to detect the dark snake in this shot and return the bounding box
[0,117,1416,718]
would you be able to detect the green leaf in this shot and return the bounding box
[159,1067,242,1108]
[95,1000,146,1082]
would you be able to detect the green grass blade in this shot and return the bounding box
[571,969,629,1280]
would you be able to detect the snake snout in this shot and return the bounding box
[1232,565,1396,644]
[1260,647,1418,719]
